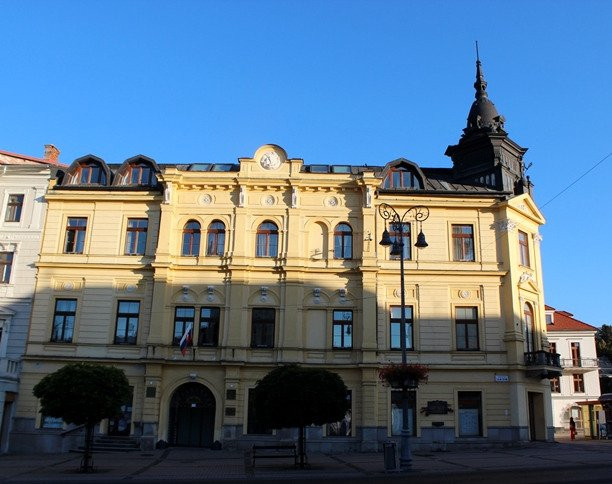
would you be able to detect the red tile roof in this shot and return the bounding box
[546,306,598,332]
[0,149,64,166]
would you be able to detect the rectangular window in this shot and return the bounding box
[327,390,352,436]
[571,342,581,367]
[125,218,148,255]
[114,301,139,344]
[5,194,24,222]
[452,224,475,261]
[390,222,411,260]
[550,377,560,393]
[391,390,416,436]
[198,307,220,347]
[518,230,530,266]
[0,252,13,284]
[390,306,413,350]
[573,374,584,393]
[51,299,77,343]
[247,388,272,434]
[458,391,482,437]
[173,307,195,345]
[456,307,479,351]
[332,310,353,349]
[549,342,557,354]
[251,308,275,348]
[64,217,87,254]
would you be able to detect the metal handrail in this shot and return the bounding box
[524,351,561,368]
[560,358,599,368]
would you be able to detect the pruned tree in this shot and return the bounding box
[33,363,131,472]
[251,364,349,467]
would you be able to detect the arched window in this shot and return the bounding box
[256,221,278,257]
[182,221,201,256]
[389,222,411,260]
[206,220,225,256]
[73,161,107,185]
[382,167,422,189]
[334,223,353,259]
[524,303,536,354]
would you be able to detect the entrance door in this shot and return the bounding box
[168,383,215,447]
[108,387,133,436]
[528,392,546,441]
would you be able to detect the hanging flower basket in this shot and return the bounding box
[379,363,429,389]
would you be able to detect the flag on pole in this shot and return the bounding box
[179,322,193,356]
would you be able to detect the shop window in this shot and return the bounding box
[332,310,353,349]
[247,388,272,434]
[251,308,275,348]
[458,391,482,437]
[4,194,24,222]
[114,301,139,344]
[327,390,352,436]
[390,306,413,350]
[391,390,416,436]
[456,307,479,351]
[452,224,475,261]
[51,299,77,343]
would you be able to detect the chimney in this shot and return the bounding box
[44,144,60,162]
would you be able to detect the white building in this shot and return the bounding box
[545,305,602,438]
[0,146,61,452]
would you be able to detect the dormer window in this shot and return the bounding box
[126,163,157,186]
[382,167,422,189]
[75,162,107,185]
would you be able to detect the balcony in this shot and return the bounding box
[561,357,599,373]
[524,351,562,379]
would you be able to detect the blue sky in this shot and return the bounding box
[2,0,610,326]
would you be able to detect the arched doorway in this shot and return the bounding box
[168,383,215,447]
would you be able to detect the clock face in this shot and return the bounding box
[259,150,282,170]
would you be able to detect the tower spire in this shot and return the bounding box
[474,41,488,99]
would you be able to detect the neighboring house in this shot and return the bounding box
[546,306,602,438]
[0,146,61,452]
[13,59,560,453]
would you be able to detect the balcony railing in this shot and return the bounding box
[525,351,561,368]
[560,358,599,368]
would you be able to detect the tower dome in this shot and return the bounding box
[464,59,505,134]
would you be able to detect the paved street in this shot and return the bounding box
[1,439,611,483]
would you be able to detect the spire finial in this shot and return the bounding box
[474,42,487,99]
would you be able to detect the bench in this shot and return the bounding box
[252,444,298,467]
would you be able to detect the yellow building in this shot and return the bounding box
[11,60,560,452]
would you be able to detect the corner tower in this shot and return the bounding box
[445,56,530,195]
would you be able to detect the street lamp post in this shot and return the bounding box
[378,203,429,471]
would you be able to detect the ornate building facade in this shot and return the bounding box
[0,146,60,452]
[11,61,560,452]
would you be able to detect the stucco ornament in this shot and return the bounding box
[259,150,282,170]
[326,196,339,207]
[459,290,471,299]
[200,194,213,205]
[263,195,275,206]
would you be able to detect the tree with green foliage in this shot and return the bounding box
[33,363,131,472]
[596,324,612,358]
[251,364,349,467]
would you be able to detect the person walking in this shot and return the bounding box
[569,417,577,440]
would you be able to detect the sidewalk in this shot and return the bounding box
[1,439,611,483]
